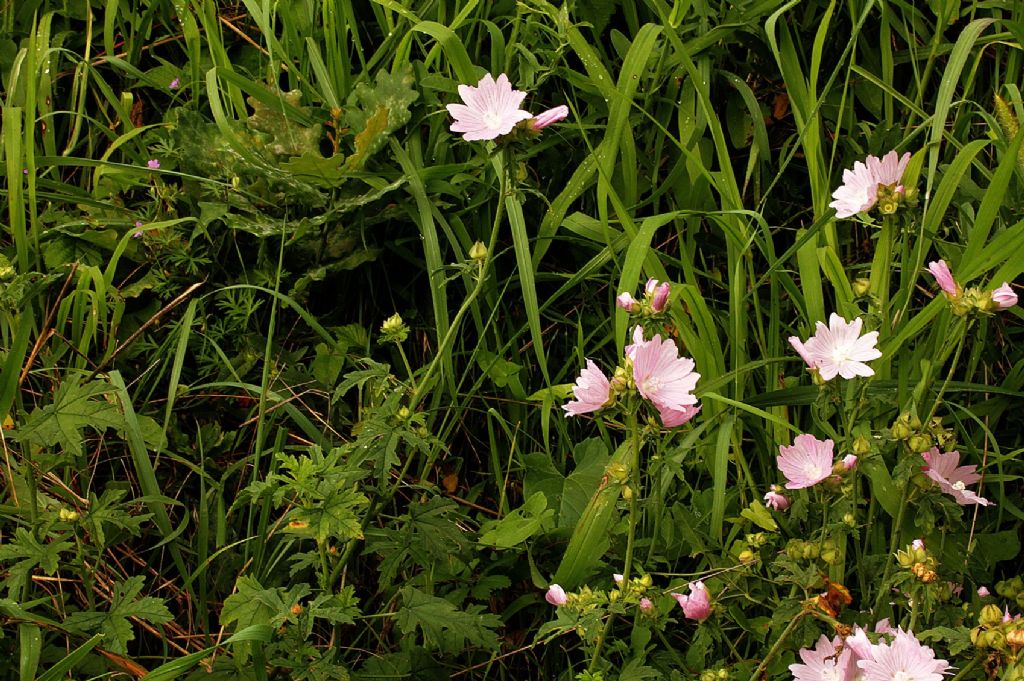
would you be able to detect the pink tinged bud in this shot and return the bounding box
[531,105,569,130]
[763,485,790,511]
[992,282,1017,308]
[978,586,991,597]
[613,573,624,585]
[842,454,858,470]
[616,292,638,312]
[911,538,925,551]
[545,584,567,606]
[645,278,659,295]
[671,581,711,622]
[927,260,958,296]
[147,159,160,169]
[650,282,670,312]
[169,77,181,90]
[639,597,654,613]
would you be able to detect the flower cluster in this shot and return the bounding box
[926,259,1017,315]
[563,327,700,428]
[830,150,913,218]
[792,627,949,681]
[790,314,882,381]
[447,73,568,141]
[617,278,671,316]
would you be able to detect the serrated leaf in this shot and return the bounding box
[64,576,171,655]
[220,576,310,662]
[396,587,500,653]
[283,486,368,544]
[16,378,125,459]
[478,492,554,549]
[0,528,73,590]
[247,89,321,158]
[740,500,779,532]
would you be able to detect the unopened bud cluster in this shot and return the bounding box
[896,540,938,583]
[616,278,672,317]
[891,412,955,454]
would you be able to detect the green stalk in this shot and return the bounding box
[748,610,809,681]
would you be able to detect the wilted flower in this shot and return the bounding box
[530,105,569,131]
[830,150,911,218]
[632,334,700,413]
[790,314,882,381]
[763,484,790,511]
[991,282,1018,309]
[790,635,857,681]
[856,628,950,681]
[927,260,959,297]
[921,447,990,506]
[446,73,532,141]
[563,360,612,417]
[147,159,160,169]
[671,581,711,621]
[545,584,567,606]
[778,434,835,489]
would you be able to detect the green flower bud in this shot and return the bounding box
[852,278,871,297]
[380,313,409,344]
[907,433,933,454]
[980,603,1005,628]
[853,435,872,456]
[469,240,488,261]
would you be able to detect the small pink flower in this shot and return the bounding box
[545,584,567,606]
[842,454,858,470]
[921,447,990,506]
[169,77,181,90]
[1003,607,1022,623]
[632,334,700,412]
[639,597,653,613]
[613,573,624,585]
[763,485,790,511]
[856,628,949,681]
[991,282,1017,309]
[911,538,925,551]
[778,434,835,489]
[671,581,711,622]
[616,292,638,312]
[830,150,911,218]
[649,280,670,312]
[147,159,160,169]
[978,586,991,597]
[563,359,611,417]
[790,635,857,681]
[446,73,533,141]
[530,105,568,131]
[927,260,959,297]
[792,314,881,381]
[657,403,700,428]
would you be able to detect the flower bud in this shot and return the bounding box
[545,584,568,606]
[907,433,933,453]
[852,278,871,297]
[981,603,1005,627]
[852,436,872,456]
[621,485,634,500]
[843,513,856,527]
[738,549,755,563]
[639,597,654,613]
[380,313,409,344]
[650,281,671,313]
[640,574,653,588]
[616,292,639,312]
[891,415,913,441]
[469,240,488,261]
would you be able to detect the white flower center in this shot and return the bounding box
[641,377,662,397]
[952,480,966,491]
[893,672,914,681]
[802,461,828,481]
[483,111,504,129]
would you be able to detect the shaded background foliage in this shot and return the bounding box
[1,0,1023,678]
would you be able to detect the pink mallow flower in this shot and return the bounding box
[632,334,700,413]
[530,105,568,131]
[856,628,950,681]
[657,403,700,428]
[927,260,959,297]
[842,454,858,470]
[921,447,990,506]
[446,73,533,141]
[830,150,911,218]
[778,434,835,489]
[562,359,611,417]
[545,584,567,606]
[671,581,711,621]
[147,159,160,169]
[616,292,638,312]
[763,484,790,511]
[646,278,671,312]
[790,634,857,681]
[790,314,881,381]
[978,586,991,597]
[639,597,653,613]
[991,282,1018,309]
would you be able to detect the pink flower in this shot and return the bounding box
[169,77,181,90]
[657,403,700,428]
[778,434,835,489]
[562,360,611,417]
[613,573,624,585]
[911,538,925,551]
[624,326,645,360]
[792,314,881,381]
[991,282,1017,308]
[1003,607,1020,623]
[927,260,959,297]
[616,292,638,312]
[763,485,790,511]
[856,628,949,681]
[671,581,711,621]
[639,597,653,613]
[530,105,568,131]
[790,635,857,681]
[446,73,533,141]
[830,150,911,218]
[842,454,858,470]
[921,447,990,506]
[147,159,160,169]
[978,586,991,597]
[545,584,567,606]
[648,279,670,312]
[632,334,700,412]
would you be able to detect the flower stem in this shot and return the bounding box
[747,610,809,681]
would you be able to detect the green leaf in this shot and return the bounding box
[0,528,73,591]
[342,66,419,170]
[478,492,554,549]
[220,576,310,661]
[63,576,172,655]
[396,586,500,653]
[16,378,125,459]
[739,500,779,532]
